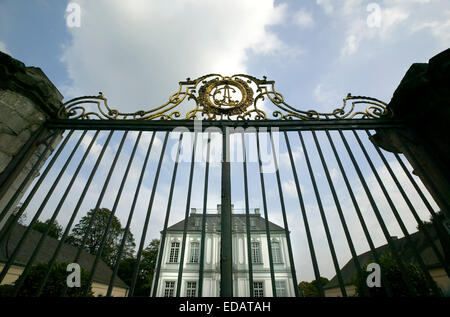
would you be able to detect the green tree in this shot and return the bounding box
[352,252,441,297]
[298,277,329,297]
[0,262,93,297]
[31,219,63,239]
[68,208,136,267]
[118,239,160,297]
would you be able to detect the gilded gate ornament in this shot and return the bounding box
[58,74,392,120]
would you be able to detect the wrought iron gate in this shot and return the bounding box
[0,74,448,297]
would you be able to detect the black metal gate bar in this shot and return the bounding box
[393,151,442,223]
[0,130,86,285]
[12,130,100,296]
[353,130,441,292]
[298,131,347,297]
[324,130,394,296]
[198,132,212,297]
[241,131,254,297]
[391,129,450,218]
[0,128,61,226]
[101,131,145,297]
[0,129,74,244]
[311,130,368,297]
[46,118,406,132]
[176,132,198,297]
[0,121,446,297]
[269,131,299,297]
[107,131,156,296]
[37,130,114,296]
[352,130,442,295]
[366,130,450,279]
[283,131,324,297]
[0,125,46,199]
[84,130,141,296]
[152,133,184,297]
[255,132,277,297]
[391,150,450,272]
[61,130,124,296]
[220,128,233,297]
[338,130,418,296]
[131,132,169,297]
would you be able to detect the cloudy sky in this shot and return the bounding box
[1,0,449,110]
[1,0,447,288]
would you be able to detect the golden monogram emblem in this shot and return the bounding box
[198,77,254,116]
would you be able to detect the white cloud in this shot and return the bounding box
[316,0,333,14]
[411,11,450,47]
[292,9,314,28]
[61,0,291,113]
[282,180,297,197]
[379,6,410,38]
[341,34,360,57]
[313,83,341,106]
[0,41,10,55]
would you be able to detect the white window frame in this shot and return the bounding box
[251,241,262,264]
[189,241,200,263]
[164,281,175,297]
[271,241,283,263]
[185,281,197,297]
[168,241,180,263]
[253,281,264,297]
[275,280,287,297]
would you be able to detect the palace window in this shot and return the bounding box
[253,281,264,297]
[186,281,197,297]
[251,242,262,264]
[271,241,282,263]
[189,241,200,263]
[169,241,180,263]
[275,280,286,297]
[164,281,175,297]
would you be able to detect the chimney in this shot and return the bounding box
[217,204,234,214]
[254,208,260,215]
[191,208,196,215]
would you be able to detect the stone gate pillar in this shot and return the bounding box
[0,52,63,230]
[371,48,450,215]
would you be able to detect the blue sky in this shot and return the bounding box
[1,0,447,286]
[1,0,449,110]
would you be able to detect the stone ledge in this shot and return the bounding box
[0,51,63,118]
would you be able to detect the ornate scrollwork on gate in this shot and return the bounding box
[58,74,392,120]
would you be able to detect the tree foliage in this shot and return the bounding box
[118,239,160,297]
[298,277,329,297]
[67,208,136,267]
[31,219,63,239]
[352,252,441,297]
[0,262,93,297]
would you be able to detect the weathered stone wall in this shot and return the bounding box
[0,52,63,230]
[372,48,450,212]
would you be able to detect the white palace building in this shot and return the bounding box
[151,205,296,297]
